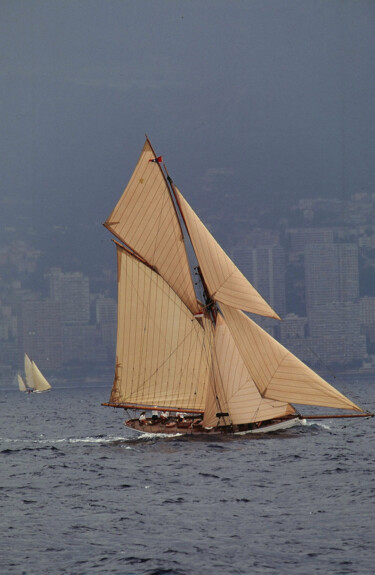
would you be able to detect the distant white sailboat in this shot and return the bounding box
[20,354,52,393]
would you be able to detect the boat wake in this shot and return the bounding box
[301,419,332,431]
[0,434,131,447]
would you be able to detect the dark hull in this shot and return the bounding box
[125,416,301,436]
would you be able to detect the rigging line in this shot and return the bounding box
[294,333,338,380]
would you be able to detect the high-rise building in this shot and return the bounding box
[19,298,62,369]
[305,243,359,313]
[304,243,365,365]
[96,296,117,358]
[49,269,90,325]
[287,228,334,254]
[62,324,107,364]
[232,245,286,317]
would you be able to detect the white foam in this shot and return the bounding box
[301,419,331,431]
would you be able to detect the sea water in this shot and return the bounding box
[1,382,374,575]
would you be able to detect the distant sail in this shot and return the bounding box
[32,361,52,392]
[18,374,28,393]
[21,353,52,393]
[24,354,34,390]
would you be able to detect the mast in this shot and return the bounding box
[162,163,218,324]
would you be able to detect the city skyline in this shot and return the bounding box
[2,190,375,384]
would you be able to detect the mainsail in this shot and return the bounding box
[104,137,370,431]
[24,354,34,390]
[110,243,212,411]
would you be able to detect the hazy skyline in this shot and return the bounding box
[2,1,375,262]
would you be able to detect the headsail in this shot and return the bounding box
[220,303,362,412]
[203,314,294,427]
[174,187,280,319]
[104,139,199,314]
[18,374,28,392]
[110,243,213,410]
[32,361,52,392]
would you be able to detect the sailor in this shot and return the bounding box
[191,418,203,428]
[151,410,159,422]
[139,411,147,425]
[160,411,169,423]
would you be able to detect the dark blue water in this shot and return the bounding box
[1,383,374,575]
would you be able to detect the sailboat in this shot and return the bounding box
[19,353,52,393]
[102,137,373,435]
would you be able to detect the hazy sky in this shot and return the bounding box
[1,1,375,257]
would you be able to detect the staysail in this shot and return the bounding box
[104,139,199,314]
[18,374,28,392]
[203,314,295,427]
[220,303,362,411]
[110,243,213,410]
[174,187,280,319]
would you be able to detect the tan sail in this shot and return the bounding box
[174,187,280,319]
[220,303,362,412]
[110,244,212,410]
[18,374,28,392]
[104,139,199,314]
[24,354,34,390]
[203,314,294,427]
[31,361,52,392]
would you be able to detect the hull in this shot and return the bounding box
[125,416,302,436]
